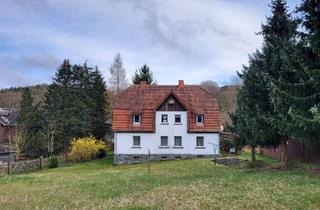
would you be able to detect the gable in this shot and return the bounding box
[156,94,186,111]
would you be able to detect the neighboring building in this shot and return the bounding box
[0,108,19,152]
[113,80,221,165]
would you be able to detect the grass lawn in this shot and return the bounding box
[0,155,320,210]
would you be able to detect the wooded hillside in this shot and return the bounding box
[0,84,239,126]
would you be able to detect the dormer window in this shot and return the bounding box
[133,114,141,124]
[196,114,204,124]
[168,99,175,104]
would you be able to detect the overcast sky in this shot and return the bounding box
[0,0,300,89]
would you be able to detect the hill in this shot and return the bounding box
[0,85,48,108]
[217,85,239,127]
[0,84,239,127]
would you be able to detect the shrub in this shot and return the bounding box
[68,136,106,162]
[96,148,107,159]
[48,156,58,168]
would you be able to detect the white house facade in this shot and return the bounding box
[113,81,221,164]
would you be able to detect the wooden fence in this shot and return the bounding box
[0,155,66,177]
[261,140,320,163]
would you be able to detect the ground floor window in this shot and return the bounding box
[196,136,204,147]
[133,136,141,147]
[174,136,182,147]
[160,136,168,146]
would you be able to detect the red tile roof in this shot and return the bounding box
[113,84,221,133]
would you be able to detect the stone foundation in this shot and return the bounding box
[114,154,219,165]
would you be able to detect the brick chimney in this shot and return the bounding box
[178,80,184,88]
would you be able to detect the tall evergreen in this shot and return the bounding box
[132,65,157,85]
[270,0,320,144]
[18,88,46,157]
[259,0,301,154]
[44,59,75,153]
[90,67,109,140]
[231,0,299,162]
[231,51,274,161]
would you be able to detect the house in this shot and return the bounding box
[0,108,19,162]
[0,108,19,151]
[113,80,221,165]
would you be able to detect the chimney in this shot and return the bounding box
[178,80,184,88]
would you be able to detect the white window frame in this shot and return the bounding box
[161,114,168,124]
[196,114,204,124]
[174,136,182,147]
[174,114,181,124]
[196,136,204,147]
[132,136,141,147]
[133,114,141,124]
[160,136,168,147]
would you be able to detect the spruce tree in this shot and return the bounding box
[90,67,109,140]
[231,0,299,162]
[18,88,46,157]
[132,65,157,84]
[44,59,74,153]
[270,0,320,145]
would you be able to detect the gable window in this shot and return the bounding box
[175,115,181,123]
[196,114,204,124]
[133,114,141,124]
[160,136,168,147]
[196,136,204,147]
[174,136,182,147]
[133,136,141,147]
[161,114,168,123]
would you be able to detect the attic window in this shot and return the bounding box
[133,114,141,124]
[168,99,175,104]
[196,114,204,124]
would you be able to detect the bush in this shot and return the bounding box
[96,148,107,159]
[68,136,106,162]
[48,156,58,168]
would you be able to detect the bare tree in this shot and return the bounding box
[200,80,220,97]
[108,53,129,94]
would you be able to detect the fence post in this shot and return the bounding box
[40,156,43,170]
[7,161,11,175]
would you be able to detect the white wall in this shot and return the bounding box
[114,111,219,155]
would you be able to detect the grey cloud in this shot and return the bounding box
[21,53,60,70]
[0,65,30,88]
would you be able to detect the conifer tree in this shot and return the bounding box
[90,67,109,140]
[270,0,320,144]
[232,0,299,162]
[132,65,157,84]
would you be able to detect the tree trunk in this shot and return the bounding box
[251,146,256,162]
[281,139,289,168]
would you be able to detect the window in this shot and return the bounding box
[196,136,204,147]
[174,136,182,147]
[175,114,181,123]
[160,136,168,147]
[161,114,168,123]
[133,136,141,147]
[133,114,140,124]
[196,114,204,124]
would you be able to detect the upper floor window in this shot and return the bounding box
[196,136,204,147]
[133,136,141,147]
[133,114,141,124]
[196,114,204,124]
[175,114,181,123]
[161,114,168,123]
